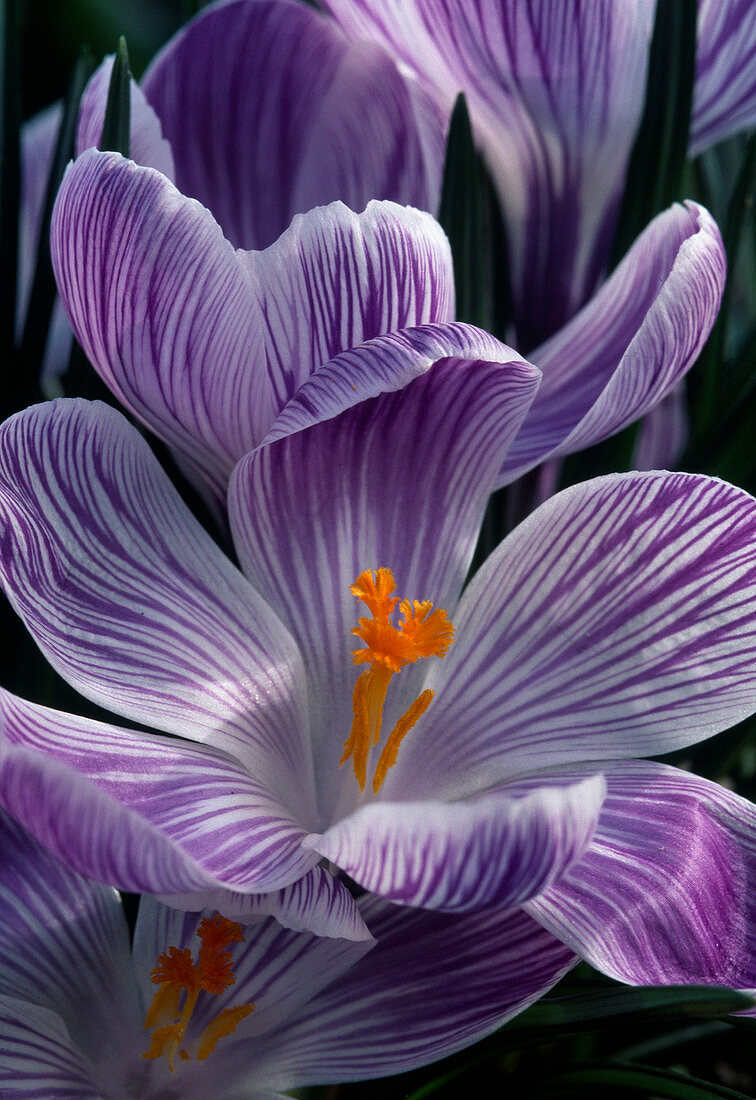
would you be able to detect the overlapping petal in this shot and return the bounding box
[156,864,371,941]
[51,149,453,505]
[230,336,540,811]
[308,775,605,911]
[141,0,444,251]
[0,998,100,1099]
[323,0,656,347]
[392,471,756,800]
[0,691,321,897]
[0,809,138,1064]
[247,898,576,1085]
[499,202,724,483]
[692,0,756,154]
[526,761,756,994]
[0,399,313,808]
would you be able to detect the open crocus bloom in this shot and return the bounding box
[50,147,725,514]
[3,377,756,989]
[0,810,577,1096]
[322,0,756,350]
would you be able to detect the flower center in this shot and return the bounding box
[340,568,454,793]
[143,914,254,1071]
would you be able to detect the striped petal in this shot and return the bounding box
[141,0,444,250]
[526,760,756,992]
[51,150,452,507]
[691,0,756,154]
[76,55,176,177]
[0,691,318,895]
[393,471,756,800]
[498,202,724,484]
[248,898,576,1085]
[229,331,540,813]
[0,399,314,812]
[0,809,140,1067]
[307,775,605,912]
[156,864,371,942]
[323,0,656,348]
[0,999,100,1099]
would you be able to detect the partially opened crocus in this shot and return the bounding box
[4,375,756,991]
[321,0,756,350]
[50,148,725,513]
[0,809,577,1095]
[14,0,722,489]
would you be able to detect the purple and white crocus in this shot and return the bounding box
[3,361,756,991]
[49,148,725,515]
[321,0,756,349]
[24,0,728,486]
[0,809,577,1095]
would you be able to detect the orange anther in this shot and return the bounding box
[341,569,454,792]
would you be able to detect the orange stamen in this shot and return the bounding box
[341,569,454,792]
[143,915,254,1071]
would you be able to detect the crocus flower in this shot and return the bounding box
[19,0,724,490]
[321,0,756,350]
[0,809,576,1095]
[3,367,756,992]
[19,0,445,386]
[50,148,725,514]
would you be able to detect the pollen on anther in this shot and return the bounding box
[143,914,254,1069]
[342,568,455,792]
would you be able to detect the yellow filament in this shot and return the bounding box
[341,569,454,792]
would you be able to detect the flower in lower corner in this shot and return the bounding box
[0,809,576,1095]
[3,388,756,995]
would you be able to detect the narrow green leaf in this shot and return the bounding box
[437,93,510,336]
[537,1062,754,1100]
[12,50,94,415]
[609,0,697,268]
[100,36,131,157]
[688,135,756,442]
[437,93,488,328]
[511,984,754,1033]
[0,0,21,363]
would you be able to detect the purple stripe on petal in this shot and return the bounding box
[247,899,575,1085]
[0,690,318,894]
[691,0,756,154]
[500,202,724,483]
[142,0,444,250]
[51,151,452,506]
[0,399,314,812]
[0,998,100,1098]
[51,149,266,506]
[323,0,656,347]
[157,864,371,942]
[0,809,139,1065]
[397,471,756,799]
[229,336,539,816]
[526,760,756,991]
[308,775,605,911]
